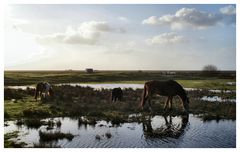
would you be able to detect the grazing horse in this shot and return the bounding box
[34,82,53,101]
[111,87,123,102]
[140,80,189,112]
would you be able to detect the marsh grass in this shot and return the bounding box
[4,111,10,119]
[39,131,74,141]
[4,85,236,122]
[33,143,61,148]
[56,120,62,128]
[24,119,43,129]
[23,108,52,118]
[105,132,112,139]
[4,131,27,148]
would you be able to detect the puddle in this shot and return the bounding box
[5,84,144,90]
[226,82,236,86]
[201,96,236,102]
[4,114,236,148]
[5,84,235,92]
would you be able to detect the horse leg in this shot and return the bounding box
[45,91,49,100]
[35,92,38,101]
[141,95,148,109]
[111,94,114,102]
[164,97,170,110]
[147,95,152,111]
[169,97,173,110]
[40,92,43,101]
[183,100,189,113]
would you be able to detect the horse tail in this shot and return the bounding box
[34,84,39,100]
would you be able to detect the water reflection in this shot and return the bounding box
[142,114,189,139]
[4,114,235,148]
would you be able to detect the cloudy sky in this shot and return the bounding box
[5,4,236,70]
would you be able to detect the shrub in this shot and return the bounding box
[24,119,43,129]
[23,108,51,117]
[39,131,74,141]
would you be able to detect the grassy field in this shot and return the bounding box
[4,70,236,90]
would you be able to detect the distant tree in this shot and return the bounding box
[202,65,218,76]
[202,64,218,72]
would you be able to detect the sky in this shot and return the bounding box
[4,4,236,70]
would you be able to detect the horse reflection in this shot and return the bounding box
[142,114,189,139]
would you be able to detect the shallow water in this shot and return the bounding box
[57,83,144,90]
[5,83,144,90]
[5,83,236,92]
[201,96,236,102]
[4,114,236,148]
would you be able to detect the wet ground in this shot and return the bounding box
[5,83,236,103]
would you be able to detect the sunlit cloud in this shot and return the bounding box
[118,16,129,22]
[220,5,236,15]
[36,21,125,45]
[146,32,186,45]
[143,7,223,30]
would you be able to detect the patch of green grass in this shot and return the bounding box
[23,107,52,118]
[4,131,27,148]
[4,99,58,119]
[176,79,235,90]
[103,111,127,125]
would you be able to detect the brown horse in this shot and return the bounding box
[34,82,53,101]
[111,87,123,102]
[140,80,189,112]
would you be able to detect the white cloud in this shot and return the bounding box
[142,16,159,25]
[36,21,124,45]
[143,8,222,30]
[6,17,30,31]
[220,5,236,15]
[118,16,129,22]
[146,32,186,45]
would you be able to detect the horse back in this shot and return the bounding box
[112,88,123,96]
[144,80,185,96]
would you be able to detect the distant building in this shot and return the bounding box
[168,71,176,75]
[162,71,176,75]
[85,68,94,73]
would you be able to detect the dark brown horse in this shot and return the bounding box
[140,80,189,112]
[34,82,53,101]
[111,87,123,102]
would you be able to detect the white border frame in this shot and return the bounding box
[0,0,238,152]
